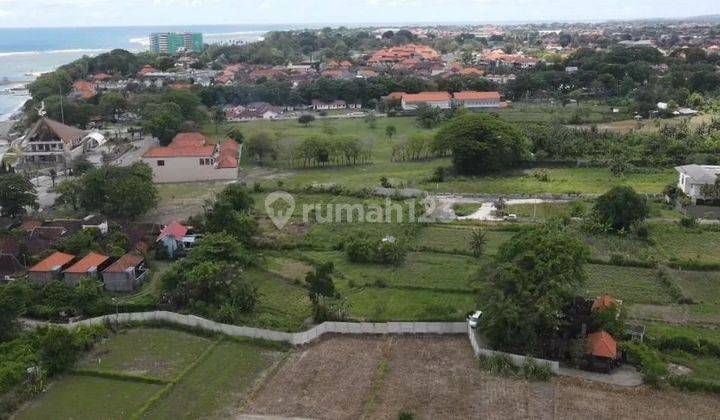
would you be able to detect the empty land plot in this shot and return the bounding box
[584,264,674,305]
[673,270,720,304]
[243,335,720,419]
[76,327,212,380]
[413,225,515,255]
[144,340,284,419]
[652,226,720,263]
[14,375,164,420]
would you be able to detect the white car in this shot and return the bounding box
[467,310,483,329]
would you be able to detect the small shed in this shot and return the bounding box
[63,252,111,286]
[156,221,188,258]
[28,252,75,285]
[586,331,620,373]
[101,253,147,292]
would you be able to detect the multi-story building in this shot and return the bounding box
[141,133,239,183]
[149,32,203,54]
[22,118,88,164]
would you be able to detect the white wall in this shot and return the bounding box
[141,157,237,183]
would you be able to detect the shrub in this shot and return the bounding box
[345,237,376,263]
[621,342,667,387]
[593,186,648,231]
[680,216,697,228]
[478,353,518,376]
[521,358,553,382]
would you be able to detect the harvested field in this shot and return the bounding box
[243,335,720,419]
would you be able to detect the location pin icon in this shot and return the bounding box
[265,191,295,229]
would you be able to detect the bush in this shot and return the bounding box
[478,354,518,376]
[621,342,667,387]
[592,186,648,231]
[680,216,697,228]
[521,358,553,382]
[345,237,376,263]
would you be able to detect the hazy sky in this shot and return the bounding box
[0,0,716,28]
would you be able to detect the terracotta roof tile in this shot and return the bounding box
[104,253,144,273]
[587,331,618,359]
[143,146,215,158]
[402,92,451,103]
[64,252,110,274]
[453,91,501,101]
[29,252,75,273]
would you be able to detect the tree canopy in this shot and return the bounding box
[478,223,589,355]
[435,113,531,175]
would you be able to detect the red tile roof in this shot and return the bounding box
[103,253,144,273]
[169,133,207,148]
[29,252,75,273]
[64,252,110,274]
[587,331,618,359]
[217,140,239,169]
[143,133,217,158]
[402,92,451,103]
[143,146,215,158]
[157,221,188,242]
[453,91,501,101]
[592,294,617,312]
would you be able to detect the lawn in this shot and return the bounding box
[76,328,212,381]
[672,270,720,305]
[15,328,285,420]
[344,287,477,321]
[143,340,281,419]
[302,250,482,292]
[411,224,516,255]
[15,375,164,420]
[419,167,675,195]
[584,264,674,305]
[241,268,313,332]
[505,201,579,219]
[652,225,720,263]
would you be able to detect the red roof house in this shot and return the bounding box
[28,251,75,285]
[587,331,618,359]
[63,252,110,286]
[592,294,618,312]
[157,221,188,242]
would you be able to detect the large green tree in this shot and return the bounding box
[78,163,158,220]
[592,185,648,231]
[0,174,38,217]
[478,223,589,355]
[435,113,531,175]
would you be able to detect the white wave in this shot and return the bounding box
[0,98,29,122]
[204,30,268,38]
[0,48,106,58]
[129,37,150,46]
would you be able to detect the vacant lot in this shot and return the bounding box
[243,335,720,419]
[15,328,285,420]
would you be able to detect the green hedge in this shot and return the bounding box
[621,342,667,387]
[670,376,720,394]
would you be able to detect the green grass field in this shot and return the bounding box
[143,340,280,419]
[15,328,284,420]
[15,375,164,420]
[76,328,211,381]
[411,225,516,255]
[584,264,674,305]
[241,268,313,332]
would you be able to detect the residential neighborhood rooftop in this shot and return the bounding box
[28,252,75,273]
[63,252,110,274]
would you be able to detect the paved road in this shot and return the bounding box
[559,365,644,387]
[111,136,158,167]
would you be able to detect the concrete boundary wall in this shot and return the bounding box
[467,324,560,374]
[24,311,466,346]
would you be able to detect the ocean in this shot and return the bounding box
[0,24,303,121]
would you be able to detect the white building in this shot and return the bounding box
[675,164,720,204]
[400,92,452,110]
[141,133,240,183]
[452,91,502,108]
[23,118,88,164]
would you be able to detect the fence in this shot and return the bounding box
[24,311,466,346]
[467,324,560,374]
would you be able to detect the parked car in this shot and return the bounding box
[467,310,483,329]
[503,214,518,221]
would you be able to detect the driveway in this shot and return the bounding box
[111,136,158,167]
[431,195,569,221]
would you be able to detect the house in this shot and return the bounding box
[63,252,110,286]
[22,118,87,164]
[141,133,239,183]
[591,294,619,312]
[227,103,282,121]
[400,92,452,110]
[28,251,75,285]
[452,91,502,108]
[368,44,440,66]
[157,221,188,258]
[586,331,620,373]
[101,253,147,292]
[70,81,97,101]
[675,164,720,205]
[311,100,347,110]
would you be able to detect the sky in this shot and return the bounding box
[0,0,716,28]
